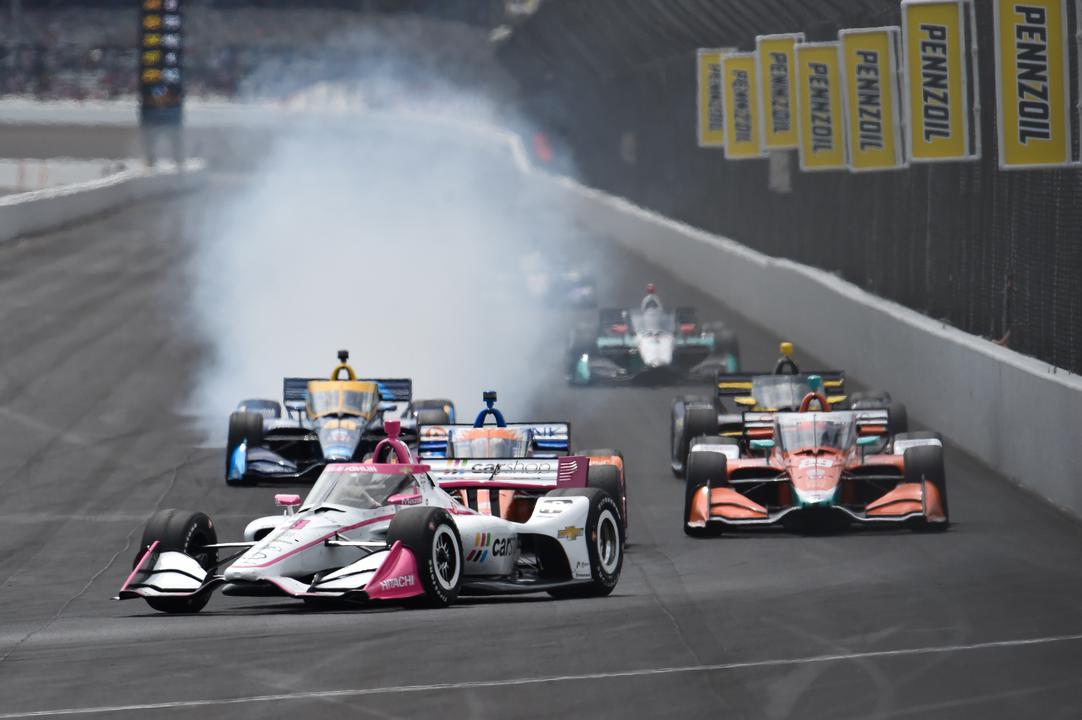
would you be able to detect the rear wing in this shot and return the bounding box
[715,370,846,398]
[417,422,570,458]
[741,409,890,439]
[426,455,587,491]
[283,377,413,411]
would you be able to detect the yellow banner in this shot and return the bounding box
[796,43,847,171]
[839,28,905,170]
[902,0,971,161]
[722,53,764,159]
[697,49,728,148]
[756,34,803,149]
[994,0,1072,168]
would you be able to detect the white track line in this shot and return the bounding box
[2,632,1080,718]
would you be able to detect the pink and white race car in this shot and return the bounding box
[117,421,623,613]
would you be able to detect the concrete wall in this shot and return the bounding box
[0,158,135,192]
[539,174,1082,516]
[0,160,206,243]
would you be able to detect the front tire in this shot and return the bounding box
[136,509,218,614]
[387,507,463,607]
[225,411,263,485]
[684,450,727,538]
[545,487,623,598]
[904,444,949,529]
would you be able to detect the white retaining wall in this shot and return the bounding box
[539,175,1082,516]
[0,159,206,243]
[0,158,134,192]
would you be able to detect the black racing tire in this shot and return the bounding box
[412,399,455,423]
[887,401,909,436]
[545,487,623,598]
[135,509,218,614]
[684,449,727,538]
[677,403,719,476]
[598,308,624,329]
[671,397,712,471]
[904,444,949,529]
[568,325,597,381]
[849,390,893,410]
[577,448,621,461]
[238,398,281,418]
[577,451,628,536]
[670,400,690,477]
[585,462,624,528]
[387,507,463,607]
[415,407,452,427]
[704,325,740,365]
[226,411,263,484]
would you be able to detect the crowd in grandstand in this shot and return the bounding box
[0,6,503,100]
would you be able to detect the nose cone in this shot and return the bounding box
[227,513,340,579]
[318,422,363,461]
[638,335,674,368]
[788,457,843,507]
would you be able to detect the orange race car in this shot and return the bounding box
[683,377,948,536]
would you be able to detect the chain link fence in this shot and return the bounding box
[500,0,1082,373]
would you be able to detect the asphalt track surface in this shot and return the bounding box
[2,146,1082,720]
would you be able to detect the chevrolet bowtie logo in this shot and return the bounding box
[557,526,584,541]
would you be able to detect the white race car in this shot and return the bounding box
[117,421,623,613]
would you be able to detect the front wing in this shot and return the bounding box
[686,480,947,529]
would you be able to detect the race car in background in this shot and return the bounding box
[118,421,623,613]
[417,391,629,536]
[519,250,597,308]
[670,343,906,476]
[682,377,948,535]
[225,350,455,485]
[567,284,739,385]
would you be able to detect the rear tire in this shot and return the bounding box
[849,390,892,410]
[415,407,451,426]
[671,397,713,476]
[412,399,455,424]
[904,445,949,529]
[386,507,463,607]
[545,487,623,598]
[568,325,596,382]
[887,401,909,436]
[136,509,218,614]
[675,404,718,478]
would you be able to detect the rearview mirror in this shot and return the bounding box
[274,494,301,507]
[857,435,881,447]
[387,493,423,507]
[750,438,775,450]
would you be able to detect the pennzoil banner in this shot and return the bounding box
[755,34,804,149]
[993,0,1074,168]
[839,27,906,171]
[721,52,765,159]
[696,48,733,148]
[795,42,847,171]
[901,0,979,162]
[140,0,183,126]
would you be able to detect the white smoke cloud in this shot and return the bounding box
[184,50,588,439]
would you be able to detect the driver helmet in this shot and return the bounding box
[641,283,662,311]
